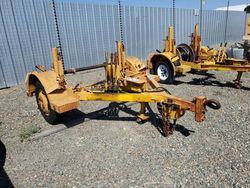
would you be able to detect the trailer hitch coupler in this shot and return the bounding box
[195,96,206,122]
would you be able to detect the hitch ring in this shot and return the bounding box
[204,99,221,110]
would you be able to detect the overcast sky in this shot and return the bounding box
[58,0,249,10]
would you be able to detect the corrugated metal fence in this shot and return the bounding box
[0,0,246,88]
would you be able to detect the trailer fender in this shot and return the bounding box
[25,70,61,97]
[147,52,179,76]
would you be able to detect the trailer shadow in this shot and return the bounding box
[174,72,250,91]
[170,72,216,85]
[60,102,137,128]
[61,102,193,137]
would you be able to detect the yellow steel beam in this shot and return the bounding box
[199,64,250,72]
[192,24,201,58]
[181,61,250,72]
[76,90,196,112]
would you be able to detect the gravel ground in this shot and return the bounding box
[0,68,250,187]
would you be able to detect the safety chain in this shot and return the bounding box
[118,0,124,43]
[52,0,64,69]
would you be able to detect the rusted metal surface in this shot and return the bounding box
[162,104,174,137]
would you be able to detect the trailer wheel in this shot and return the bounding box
[155,61,174,84]
[35,82,59,124]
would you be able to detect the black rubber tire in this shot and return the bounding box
[35,82,60,124]
[155,61,174,84]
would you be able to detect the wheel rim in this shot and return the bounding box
[157,64,169,80]
[38,91,49,115]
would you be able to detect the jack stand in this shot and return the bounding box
[162,105,175,137]
[233,71,243,89]
[137,102,149,124]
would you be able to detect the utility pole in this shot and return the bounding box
[224,0,230,43]
[118,0,123,42]
[172,0,176,39]
[200,0,203,37]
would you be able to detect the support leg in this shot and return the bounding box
[233,71,243,89]
[136,102,149,124]
[162,105,174,137]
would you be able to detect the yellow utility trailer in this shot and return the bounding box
[25,41,220,137]
[177,24,250,88]
[148,24,250,88]
[147,26,191,84]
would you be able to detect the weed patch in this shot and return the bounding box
[19,125,41,142]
